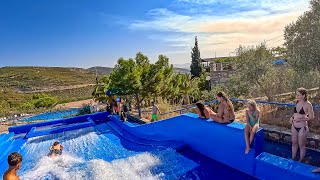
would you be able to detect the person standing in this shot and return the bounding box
[151,102,161,122]
[290,87,314,162]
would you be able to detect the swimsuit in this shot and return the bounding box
[50,149,61,155]
[292,103,307,132]
[151,114,158,120]
[248,111,259,126]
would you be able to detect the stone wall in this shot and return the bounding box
[262,123,320,151]
[210,62,236,87]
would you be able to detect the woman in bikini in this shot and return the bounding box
[244,100,260,154]
[210,92,235,123]
[290,87,314,162]
[195,101,214,119]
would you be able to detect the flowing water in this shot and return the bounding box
[17,126,198,180]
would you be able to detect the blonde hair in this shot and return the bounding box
[247,100,258,110]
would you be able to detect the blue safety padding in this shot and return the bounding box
[255,152,320,180]
[9,112,109,134]
[25,121,95,138]
[107,121,186,150]
[109,113,264,176]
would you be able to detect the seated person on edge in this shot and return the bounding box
[195,102,214,119]
[3,152,23,180]
[210,92,235,123]
[244,100,260,154]
[49,141,64,157]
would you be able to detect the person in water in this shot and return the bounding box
[244,100,260,154]
[195,101,214,119]
[290,87,314,162]
[210,92,236,123]
[49,141,64,157]
[3,152,23,180]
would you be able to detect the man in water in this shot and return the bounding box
[151,102,161,122]
[3,152,23,180]
[49,141,64,157]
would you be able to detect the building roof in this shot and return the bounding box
[272,59,287,65]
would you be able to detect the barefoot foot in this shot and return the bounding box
[312,168,320,173]
[245,147,250,154]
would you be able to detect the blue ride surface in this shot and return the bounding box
[0,111,319,179]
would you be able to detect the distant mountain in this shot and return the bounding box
[86,66,113,75]
[173,63,191,70]
[87,66,189,74]
[173,67,190,74]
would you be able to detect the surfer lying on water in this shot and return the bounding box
[49,141,64,158]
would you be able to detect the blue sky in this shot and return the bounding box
[0,0,308,68]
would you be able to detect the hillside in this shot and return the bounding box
[86,66,113,75]
[87,66,190,75]
[0,66,96,92]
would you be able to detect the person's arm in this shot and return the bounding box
[217,104,224,118]
[157,106,161,114]
[247,110,258,121]
[245,110,252,127]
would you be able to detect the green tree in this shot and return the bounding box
[284,0,320,73]
[231,44,275,100]
[108,52,174,117]
[284,0,320,96]
[190,36,202,78]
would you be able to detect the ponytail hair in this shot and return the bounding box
[217,92,235,114]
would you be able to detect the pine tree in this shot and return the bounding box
[190,36,202,78]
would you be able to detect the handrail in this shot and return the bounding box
[144,98,320,117]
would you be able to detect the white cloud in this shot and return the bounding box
[129,0,309,64]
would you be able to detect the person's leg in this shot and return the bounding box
[244,124,250,154]
[298,126,309,162]
[210,114,224,123]
[291,125,299,160]
[249,124,259,145]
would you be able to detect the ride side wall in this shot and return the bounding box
[110,112,264,176]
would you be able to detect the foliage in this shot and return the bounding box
[77,104,92,115]
[190,36,202,78]
[284,0,320,73]
[0,66,96,90]
[109,52,174,116]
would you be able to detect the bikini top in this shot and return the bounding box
[294,106,305,114]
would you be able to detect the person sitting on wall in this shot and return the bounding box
[244,100,260,154]
[210,92,236,123]
[3,152,23,180]
[49,141,64,158]
[195,101,214,119]
[290,87,314,163]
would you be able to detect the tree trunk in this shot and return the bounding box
[135,94,141,117]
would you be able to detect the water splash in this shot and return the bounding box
[18,127,197,180]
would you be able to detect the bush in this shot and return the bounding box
[33,97,58,108]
